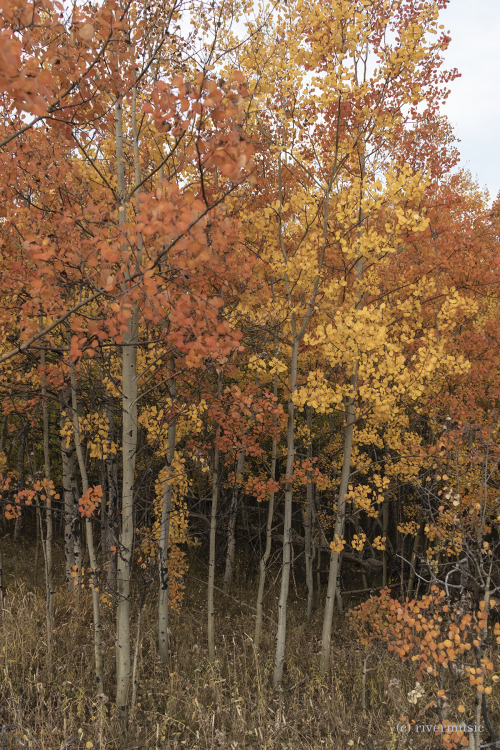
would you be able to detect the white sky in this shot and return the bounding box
[439,0,500,204]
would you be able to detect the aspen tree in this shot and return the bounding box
[68,337,105,694]
[59,388,81,597]
[305,406,314,622]
[207,374,222,661]
[223,449,246,593]
[158,371,177,661]
[254,338,280,649]
[40,323,54,666]
[234,0,457,684]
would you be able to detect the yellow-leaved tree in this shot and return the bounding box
[229,0,461,682]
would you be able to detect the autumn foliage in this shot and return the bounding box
[350,587,499,748]
[0,0,499,745]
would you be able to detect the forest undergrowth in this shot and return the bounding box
[0,538,495,750]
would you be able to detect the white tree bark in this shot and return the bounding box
[59,387,79,596]
[40,330,53,666]
[223,449,246,594]
[254,367,279,649]
[207,374,222,661]
[158,374,177,662]
[319,382,356,673]
[68,342,104,693]
[305,406,314,622]
[273,338,298,687]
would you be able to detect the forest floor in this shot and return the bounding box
[0,536,498,749]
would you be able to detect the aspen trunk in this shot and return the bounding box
[319,383,356,674]
[105,458,118,590]
[62,465,76,592]
[254,436,277,649]
[158,376,177,662]
[320,148,364,672]
[73,485,83,608]
[14,426,25,541]
[381,449,390,588]
[398,508,406,599]
[273,338,298,687]
[271,141,331,685]
[207,375,222,661]
[382,497,389,588]
[59,389,78,595]
[0,548,4,622]
[352,515,368,590]
[0,417,7,586]
[40,326,54,667]
[223,450,246,594]
[131,588,146,711]
[254,363,279,648]
[0,415,6,454]
[116,304,138,718]
[407,520,423,598]
[305,406,314,621]
[13,512,21,541]
[104,387,118,591]
[0,416,5,534]
[68,347,104,694]
[115,87,141,723]
[316,545,321,594]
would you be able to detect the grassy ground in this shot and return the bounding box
[0,537,497,749]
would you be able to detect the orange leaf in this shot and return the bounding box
[79,23,94,40]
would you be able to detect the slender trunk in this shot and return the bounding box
[474,571,492,750]
[320,150,364,672]
[255,367,279,648]
[254,440,277,649]
[34,502,41,585]
[117,305,138,718]
[336,568,343,614]
[0,415,6,454]
[105,450,118,591]
[14,427,25,542]
[207,375,222,661]
[223,450,246,594]
[56,398,82,593]
[381,449,390,588]
[13,512,21,541]
[399,520,406,599]
[382,497,389,588]
[316,545,321,594]
[353,516,369,590]
[271,133,333,685]
[73,491,83,607]
[305,406,314,622]
[115,79,142,724]
[319,381,357,674]
[273,338,299,688]
[407,520,423,598]
[68,348,104,694]
[0,548,4,622]
[131,589,146,711]
[40,325,54,667]
[60,388,77,595]
[0,416,6,535]
[158,375,177,662]
[100,459,106,556]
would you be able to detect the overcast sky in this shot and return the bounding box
[439,0,500,204]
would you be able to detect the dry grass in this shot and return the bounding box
[0,539,498,749]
